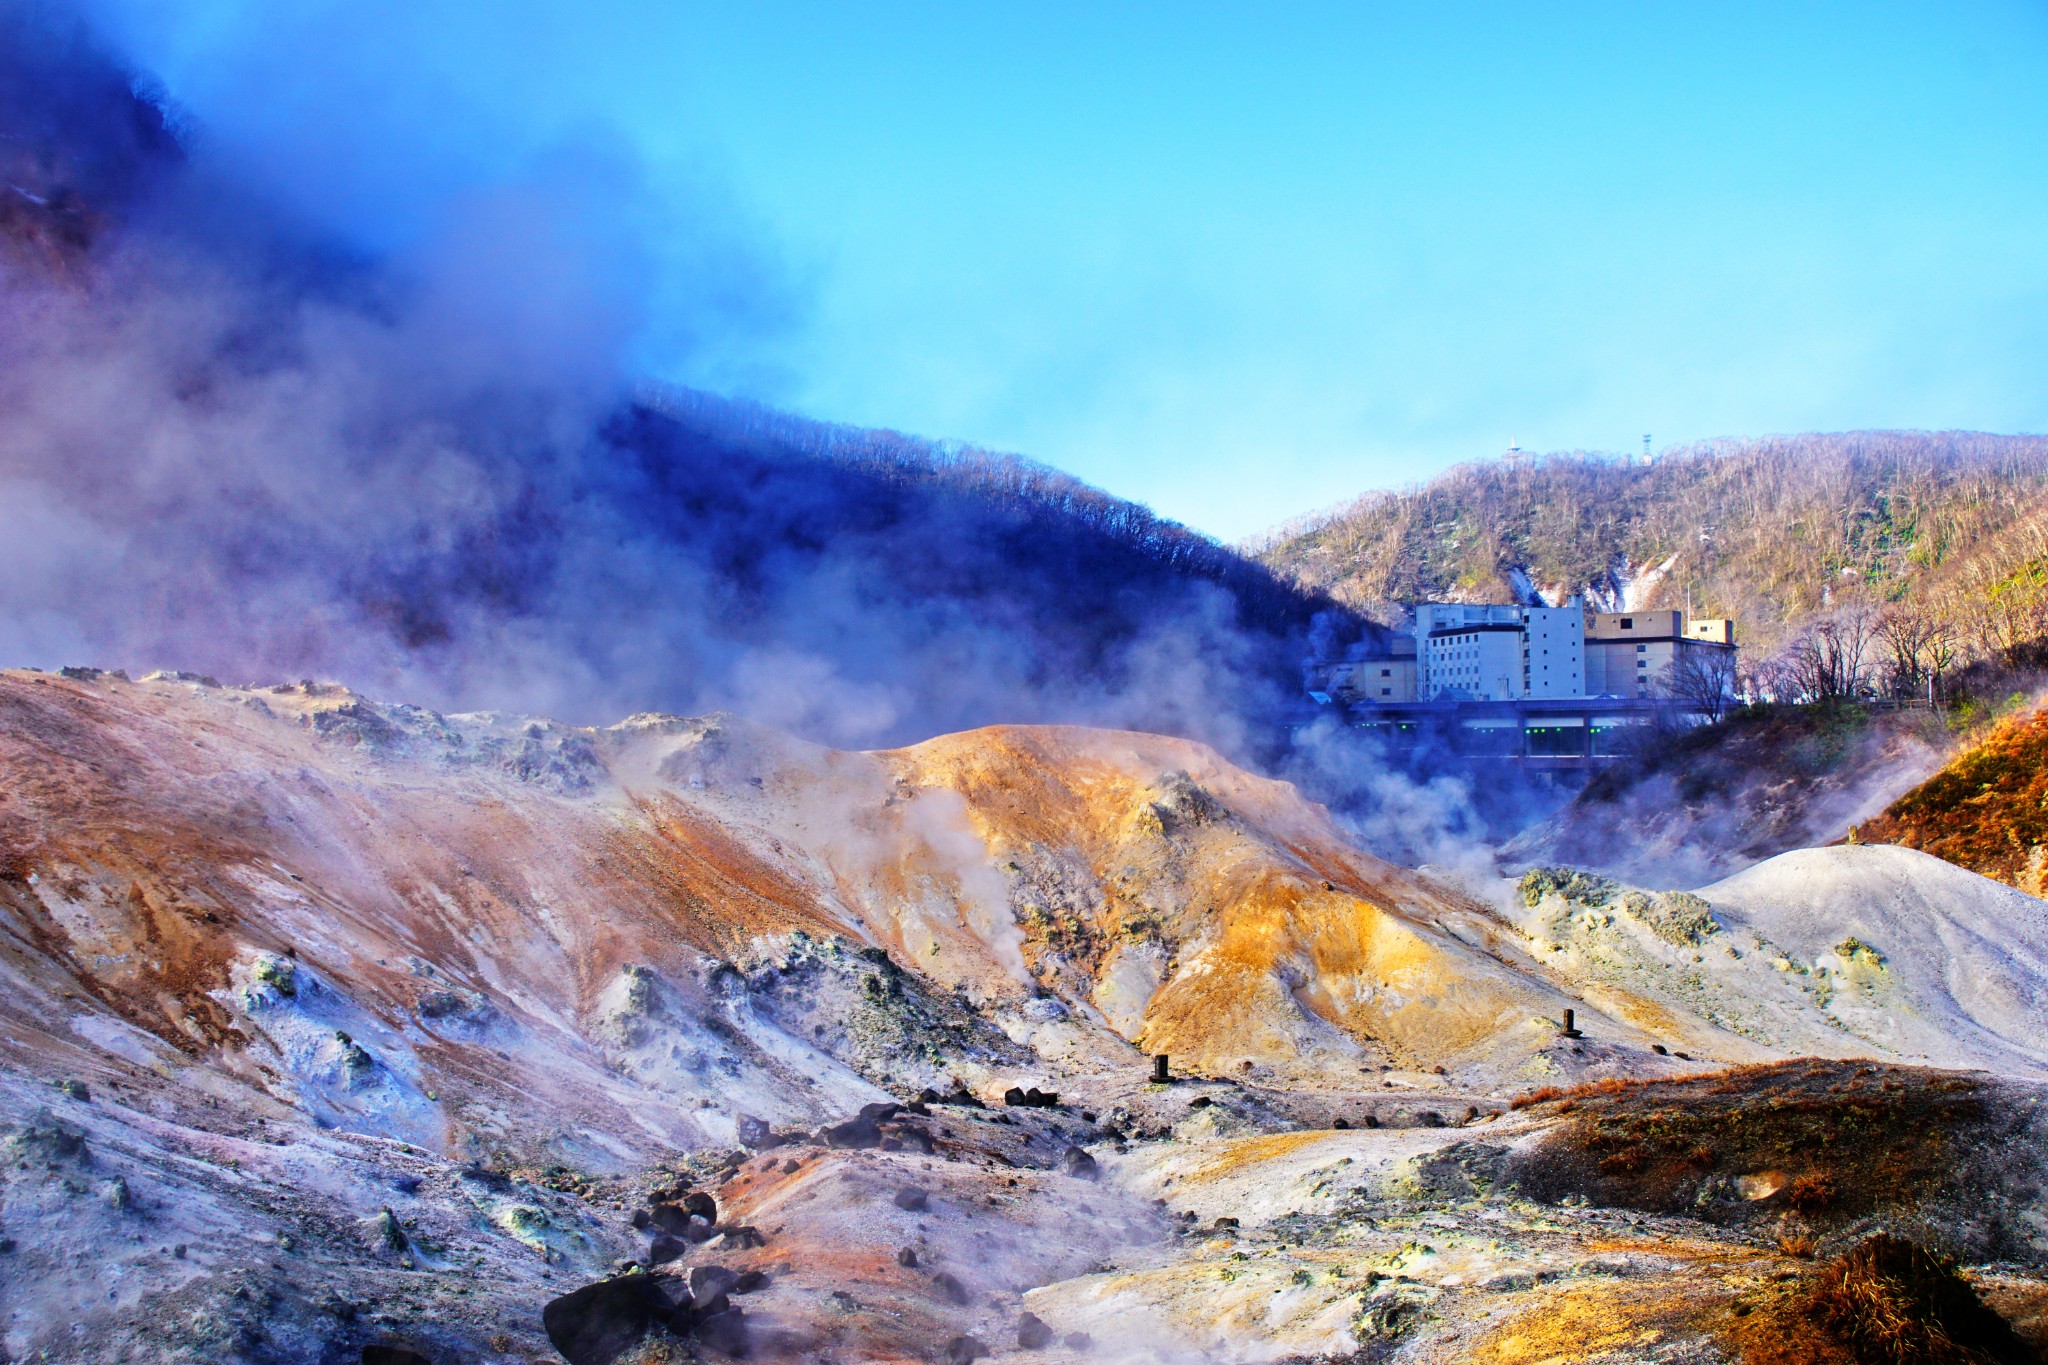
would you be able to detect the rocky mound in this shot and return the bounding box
[1698,845,2048,1076]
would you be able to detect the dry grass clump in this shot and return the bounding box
[1787,1173,1839,1212]
[1509,1072,1713,1111]
[1739,1233,2041,1365]
[1778,1230,1820,1260]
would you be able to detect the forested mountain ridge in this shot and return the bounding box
[1253,431,2048,661]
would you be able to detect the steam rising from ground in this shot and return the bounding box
[0,2,1338,757]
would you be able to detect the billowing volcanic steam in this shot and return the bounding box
[0,1,1357,752]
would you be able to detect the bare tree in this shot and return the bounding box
[1875,606,1966,703]
[1955,571,2048,667]
[1669,644,1740,722]
[1779,609,1875,702]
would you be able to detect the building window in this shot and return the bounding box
[1620,618,1633,628]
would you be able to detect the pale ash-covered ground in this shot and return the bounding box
[2,669,2047,1363]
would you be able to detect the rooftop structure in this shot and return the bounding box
[1323,597,1738,716]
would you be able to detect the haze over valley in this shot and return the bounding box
[8,5,2048,1365]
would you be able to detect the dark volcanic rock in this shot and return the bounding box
[892,1186,930,1211]
[932,1271,972,1305]
[688,1265,739,1302]
[1003,1087,1061,1109]
[647,1235,685,1267]
[683,1191,718,1224]
[695,1306,750,1357]
[542,1275,673,1365]
[943,1335,988,1364]
[821,1116,883,1149]
[1017,1312,1054,1349]
[1062,1146,1100,1180]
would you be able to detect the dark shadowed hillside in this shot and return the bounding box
[0,5,1357,751]
[1256,432,2048,661]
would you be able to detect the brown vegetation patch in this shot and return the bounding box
[1859,707,2048,893]
[1725,1234,2040,1365]
[1507,1061,2043,1258]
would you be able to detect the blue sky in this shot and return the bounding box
[90,1,2048,540]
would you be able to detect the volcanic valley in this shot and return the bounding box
[3,668,2048,1364]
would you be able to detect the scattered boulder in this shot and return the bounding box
[542,1276,674,1365]
[932,1271,972,1305]
[898,1247,920,1267]
[1003,1087,1060,1109]
[735,1115,778,1149]
[731,1269,768,1295]
[882,1123,936,1154]
[647,1235,685,1267]
[648,1204,692,1236]
[1189,1096,1212,1110]
[820,1116,883,1150]
[1061,1147,1100,1181]
[629,1208,651,1231]
[5,1108,88,1165]
[1332,1118,1350,1130]
[893,1186,930,1211]
[689,1266,739,1302]
[695,1306,750,1357]
[1017,1313,1054,1349]
[683,1191,718,1224]
[1065,1332,1094,1351]
[714,1226,766,1249]
[363,1208,408,1257]
[943,1335,987,1364]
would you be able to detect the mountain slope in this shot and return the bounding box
[1255,430,2048,659]
[0,5,1354,752]
[1857,704,2048,895]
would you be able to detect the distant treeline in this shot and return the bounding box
[1257,431,2048,696]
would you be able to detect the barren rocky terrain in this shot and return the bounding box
[4,667,2047,1363]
